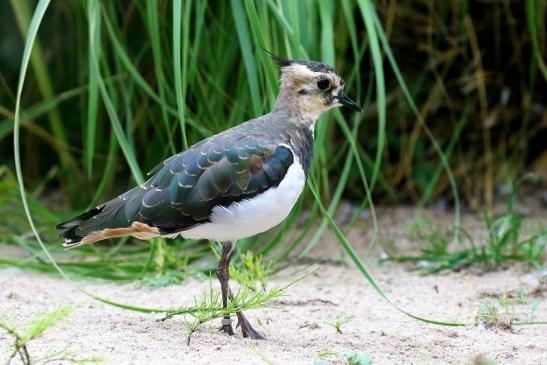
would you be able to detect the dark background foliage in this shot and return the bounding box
[1,0,546,212]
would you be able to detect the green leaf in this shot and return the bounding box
[231,0,261,115]
[20,306,75,345]
[85,0,101,178]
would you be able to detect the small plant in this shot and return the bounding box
[389,181,547,273]
[315,351,373,365]
[0,306,99,365]
[476,286,545,327]
[472,356,498,365]
[161,267,315,344]
[528,298,543,322]
[325,314,355,334]
[230,251,273,291]
[408,218,452,258]
[475,292,516,330]
[169,284,285,344]
[177,282,224,345]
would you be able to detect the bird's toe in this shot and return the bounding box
[236,313,265,340]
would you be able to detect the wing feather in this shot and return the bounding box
[56,128,296,241]
[136,135,294,234]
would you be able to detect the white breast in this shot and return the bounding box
[171,155,306,242]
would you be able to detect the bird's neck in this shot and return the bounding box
[272,89,323,127]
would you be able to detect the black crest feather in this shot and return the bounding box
[261,48,293,68]
[260,49,336,73]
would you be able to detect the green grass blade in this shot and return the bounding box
[526,0,547,82]
[173,0,189,148]
[85,0,101,178]
[91,21,143,184]
[231,0,261,115]
[12,0,71,282]
[307,182,465,327]
[372,11,461,237]
[298,141,355,257]
[86,293,170,314]
[0,84,88,140]
[100,11,192,129]
[417,101,474,208]
[10,0,82,190]
[146,0,176,155]
[357,0,386,190]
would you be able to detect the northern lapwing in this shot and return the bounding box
[56,58,362,339]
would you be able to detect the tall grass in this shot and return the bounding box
[0,0,545,281]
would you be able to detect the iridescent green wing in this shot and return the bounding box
[131,133,294,234]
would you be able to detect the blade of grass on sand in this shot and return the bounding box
[307,182,465,327]
[298,143,355,257]
[12,0,70,281]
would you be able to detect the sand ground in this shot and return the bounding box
[1,207,546,364]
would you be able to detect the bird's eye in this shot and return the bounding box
[317,79,330,90]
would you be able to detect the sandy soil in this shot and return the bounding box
[1,263,546,364]
[1,207,546,365]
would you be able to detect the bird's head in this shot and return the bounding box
[273,58,362,121]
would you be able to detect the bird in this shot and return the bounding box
[55,57,362,339]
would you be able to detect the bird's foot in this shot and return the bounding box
[219,317,234,336]
[236,312,265,340]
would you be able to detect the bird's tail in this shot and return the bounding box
[55,186,145,248]
[55,204,110,248]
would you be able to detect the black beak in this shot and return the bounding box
[336,92,363,112]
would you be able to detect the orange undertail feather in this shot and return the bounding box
[62,222,161,249]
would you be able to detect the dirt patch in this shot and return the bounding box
[1,207,546,364]
[1,261,546,364]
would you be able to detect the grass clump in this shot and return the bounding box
[229,250,273,291]
[475,292,517,330]
[475,290,545,330]
[169,282,284,345]
[408,218,452,259]
[390,184,547,273]
[325,314,356,334]
[6,0,546,210]
[159,264,314,344]
[0,306,99,365]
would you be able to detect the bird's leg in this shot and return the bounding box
[226,287,265,339]
[216,241,265,340]
[216,241,234,335]
[232,296,265,340]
